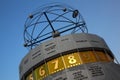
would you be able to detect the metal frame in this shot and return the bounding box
[24,3,88,49]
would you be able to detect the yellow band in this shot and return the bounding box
[26,51,112,80]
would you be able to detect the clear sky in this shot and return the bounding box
[0,0,120,80]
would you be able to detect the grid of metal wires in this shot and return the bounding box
[24,3,88,49]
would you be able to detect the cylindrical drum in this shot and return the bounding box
[19,33,120,80]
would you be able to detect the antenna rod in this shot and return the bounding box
[44,12,55,33]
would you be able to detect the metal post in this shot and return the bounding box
[44,12,55,33]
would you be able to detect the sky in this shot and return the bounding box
[0,0,120,80]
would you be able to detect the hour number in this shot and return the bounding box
[29,74,33,80]
[52,59,58,69]
[39,66,45,76]
[68,55,77,64]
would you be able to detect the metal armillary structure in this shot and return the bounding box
[24,3,88,49]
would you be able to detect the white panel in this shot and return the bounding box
[57,35,77,53]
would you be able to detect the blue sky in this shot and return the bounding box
[0,0,120,80]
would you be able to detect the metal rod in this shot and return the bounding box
[44,12,55,33]
[27,23,85,47]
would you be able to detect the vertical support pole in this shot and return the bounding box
[44,12,55,33]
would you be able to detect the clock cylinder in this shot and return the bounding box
[19,33,120,80]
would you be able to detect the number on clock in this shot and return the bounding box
[47,57,65,74]
[63,53,81,68]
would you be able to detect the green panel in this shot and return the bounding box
[35,64,49,80]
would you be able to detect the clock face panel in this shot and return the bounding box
[47,57,65,74]
[80,51,97,63]
[63,53,81,68]
[35,64,49,80]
